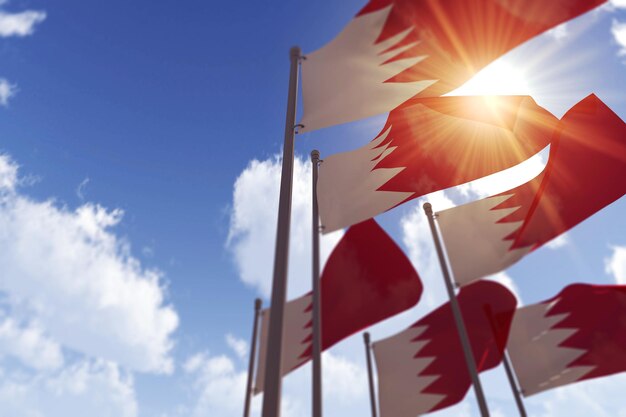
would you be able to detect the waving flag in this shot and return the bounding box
[438,94,626,285]
[300,0,605,132]
[373,281,516,417]
[254,219,422,394]
[318,95,557,233]
[507,283,626,396]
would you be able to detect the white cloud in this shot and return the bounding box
[0,5,46,106]
[0,360,138,417]
[185,353,249,417]
[226,334,248,361]
[228,155,343,299]
[0,9,46,37]
[605,245,626,284]
[612,19,626,57]
[183,349,305,417]
[400,191,456,309]
[0,154,178,374]
[76,177,90,201]
[485,272,522,306]
[0,78,17,106]
[0,152,18,190]
[547,23,569,40]
[322,352,367,403]
[0,316,63,370]
[610,0,626,9]
[182,340,367,417]
[545,233,569,250]
[529,374,626,417]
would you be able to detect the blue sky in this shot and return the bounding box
[0,1,626,416]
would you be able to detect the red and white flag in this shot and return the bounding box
[318,95,557,233]
[254,219,422,394]
[373,281,517,417]
[300,0,605,132]
[507,283,626,396]
[437,94,626,285]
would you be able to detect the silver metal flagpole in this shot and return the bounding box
[243,298,263,417]
[261,46,302,417]
[502,352,527,417]
[311,150,322,417]
[423,202,491,417]
[484,305,528,417]
[363,332,378,417]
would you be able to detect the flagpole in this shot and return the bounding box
[363,332,378,417]
[483,306,527,417]
[311,150,323,417]
[261,46,302,417]
[423,203,491,417]
[502,352,527,417]
[244,298,263,417]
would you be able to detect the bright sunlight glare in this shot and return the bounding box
[447,60,533,97]
[444,59,545,199]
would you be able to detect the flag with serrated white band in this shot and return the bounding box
[372,280,516,417]
[507,283,626,396]
[300,0,605,132]
[318,95,557,233]
[437,94,626,286]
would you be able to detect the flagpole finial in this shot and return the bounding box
[311,150,320,161]
[290,46,302,60]
[254,298,262,311]
[363,332,371,345]
[423,202,433,216]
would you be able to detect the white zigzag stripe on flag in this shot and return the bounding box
[301,6,435,132]
[373,325,445,417]
[508,301,595,396]
[300,0,606,132]
[372,281,517,416]
[317,127,412,233]
[437,94,626,286]
[437,193,533,285]
[316,96,557,234]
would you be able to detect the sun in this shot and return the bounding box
[447,60,532,97]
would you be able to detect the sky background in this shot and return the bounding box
[0,0,626,416]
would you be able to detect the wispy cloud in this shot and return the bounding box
[545,233,570,250]
[605,245,626,284]
[0,78,16,106]
[0,8,46,37]
[610,0,626,9]
[547,23,569,41]
[76,177,90,200]
[225,334,248,361]
[611,19,626,57]
[0,3,46,107]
